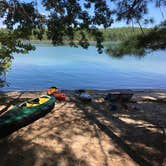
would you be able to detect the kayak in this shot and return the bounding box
[0,95,55,138]
[47,87,66,101]
[47,87,59,95]
[54,93,66,101]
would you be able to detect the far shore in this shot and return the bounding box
[23,40,119,45]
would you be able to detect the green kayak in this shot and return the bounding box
[0,95,55,138]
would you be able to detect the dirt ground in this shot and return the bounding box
[0,90,166,166]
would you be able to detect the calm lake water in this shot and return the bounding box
[1,44,166,91]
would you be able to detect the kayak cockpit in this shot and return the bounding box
[21,96,51,108]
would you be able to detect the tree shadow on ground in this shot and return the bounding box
[0,92,165,166]
[0,135,88,166]
[70,95,166,166]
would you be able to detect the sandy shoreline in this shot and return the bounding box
[1,89,166,105]
[0,90,166,166]
[1,89,166,97]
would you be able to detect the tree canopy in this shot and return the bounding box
[0,0,166,86]
[106,21,166,57]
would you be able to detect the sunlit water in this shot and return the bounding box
[1,44,166,91]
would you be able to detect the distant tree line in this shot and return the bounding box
[0,27,151,42]
[101,27,150,41]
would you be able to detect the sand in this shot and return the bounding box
[0,90,166,166]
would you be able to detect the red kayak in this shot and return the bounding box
[54,93,66,101]
[47,87,66,101]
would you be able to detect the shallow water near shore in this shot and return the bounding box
[1,44,166,91]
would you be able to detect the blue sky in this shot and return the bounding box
[0,0,165,28]
[112,2,165,27]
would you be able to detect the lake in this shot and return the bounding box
[1,44,166,91]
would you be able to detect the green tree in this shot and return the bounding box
[0,0,166,86]
[106,21,166,57]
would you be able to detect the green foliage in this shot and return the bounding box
[106,21,166,57]
[27,27,151,42]
[101,27,150,41]
[41,0,113,52]
[0,0,44,87]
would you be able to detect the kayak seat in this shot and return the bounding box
[26,97,49,107]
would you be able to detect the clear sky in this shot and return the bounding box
[0,0,165,28]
